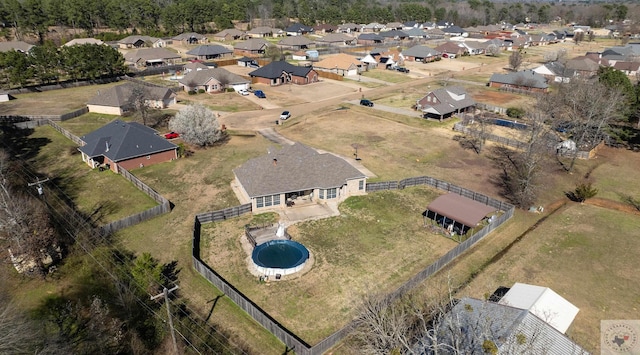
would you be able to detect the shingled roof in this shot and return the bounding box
[79,120,177,162]
[186,45,232,56]
[87,83,175,108]
[417,86,476,116]
[249,61,313,79]
[234,143,365,198]
[124,48,180,63]
[489,70,548,89]
[0,41,33,53]
[178,68,249,86]
[234,38,270,51]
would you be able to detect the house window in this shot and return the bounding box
[256,197,264,208]
[264,195,272,207]
[326,188,337,199]
[319,189,324,199]
[359,180,364,190]
[273,194,281,205]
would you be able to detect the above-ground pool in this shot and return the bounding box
[252,240,309,276]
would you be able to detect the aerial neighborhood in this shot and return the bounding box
[1,1,640,354]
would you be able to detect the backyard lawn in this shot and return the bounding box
[3,81,122,116]
[26,125,159,223]
[202,186,458,343]
[361,69,415,84]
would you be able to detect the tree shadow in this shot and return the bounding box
[486,146,520,206]
[205,295,223,322]
[453,134,481,154]
[0,123,51,162]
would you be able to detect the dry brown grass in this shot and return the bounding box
[202,187,458,343]
[2,82,122,116]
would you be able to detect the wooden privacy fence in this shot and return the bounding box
[99,167,171,234]
[192,176,514,355]
[316,71,344,81]
[453,122,595,160]
[15,119,173,235]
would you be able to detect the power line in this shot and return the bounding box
[0,140,247,354]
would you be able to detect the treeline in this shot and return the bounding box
[0,0,635,44]
[0,43,126,88]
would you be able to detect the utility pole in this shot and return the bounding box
[151,285,180,354]
[27,178,49,197]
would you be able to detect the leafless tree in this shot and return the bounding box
[350,277,581,354]
[0,150,59,276]
[541,78,625,172]
[486,44,500,57]
[0,293,39,354]
[169,103,226,147]
[509,50,524,71]
[543,48,567,63]
[128,83,153,126]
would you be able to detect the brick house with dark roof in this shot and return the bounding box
[416,86,475,120]
[233,143,367,210]
[249,61,318,86]
[79,120,178,172]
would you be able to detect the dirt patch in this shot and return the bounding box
[584,198,640,216]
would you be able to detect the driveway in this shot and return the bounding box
[347,100,421,118]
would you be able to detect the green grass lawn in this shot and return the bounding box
[114,135,286,354]
[3,81,123,116]
[28,125,158,223]
[59,112,134,136]
[203,187,457,343]
[361,69,414,84]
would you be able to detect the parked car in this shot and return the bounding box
[164,132,179,139]
[360,99,374,107]
[254,90,266,98]
[280,111,291,120]
[396,67,410,73]
[237,89,249,96]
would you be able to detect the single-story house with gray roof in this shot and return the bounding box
[402,45,441,62]
[172,32,208,44]
[249,61,318,86]
[277,36,314,50]
[186,45,233,60]
[124,48,181,68]
[87,83,176,115]
[79,120,178,172]
[489,70,549,93]
[234,38,270,56]
[178,68,250,93]
[357,33,384,45]
[233,143,367,210]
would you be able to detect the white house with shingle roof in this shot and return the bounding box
[87,83,176,115]
[178,68,250,93]
[233,143,367,210]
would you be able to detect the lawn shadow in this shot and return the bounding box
[0,124,51,162]
[205,294,223,322]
